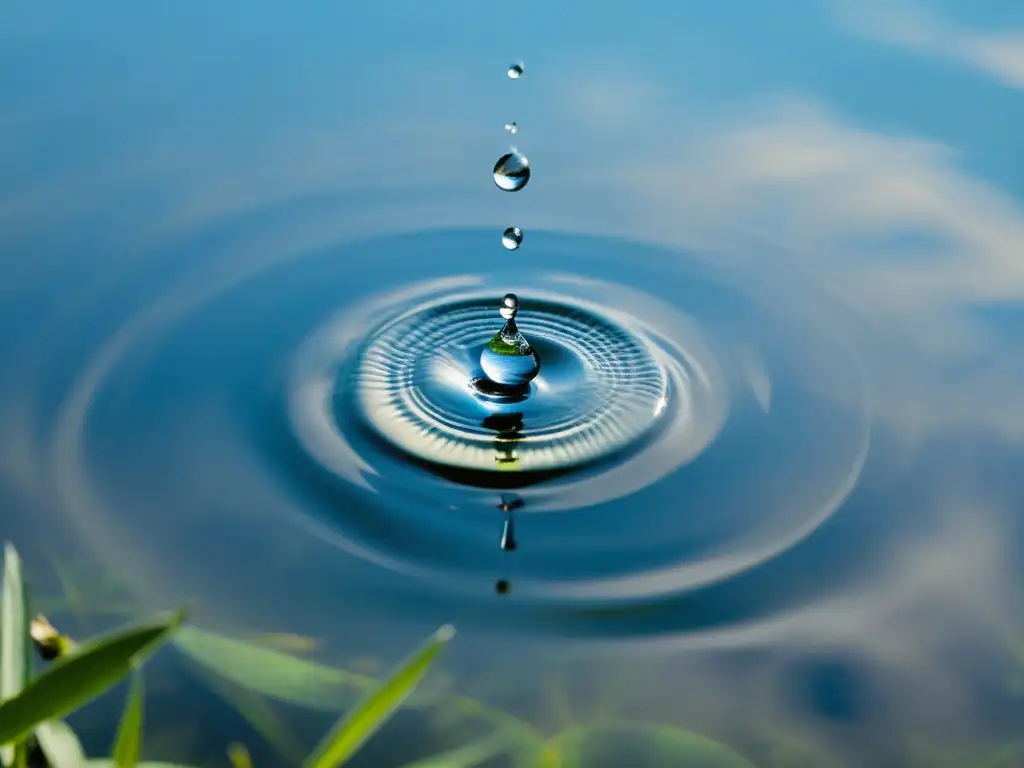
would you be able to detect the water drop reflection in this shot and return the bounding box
[492,151,531,192]
[498,494,525,513]
[485,411,525,471]
[478,293,541,390]
[502,227,523,250]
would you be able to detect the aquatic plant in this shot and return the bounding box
[25,548,792,766]
[0,543,455,768]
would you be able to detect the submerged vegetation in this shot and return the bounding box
[0,543,773,766]
[17,540,1011,766]
[0,542,454,767]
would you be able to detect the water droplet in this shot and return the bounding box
[493,151,531,192]
[500,517,517,551]
[498,494,524,513]
[504,122,518,134]
[502,227,523,250]
[501,293,518,316]
[479,293,541,387]
[507,61,524,79]
[495,579,511,594]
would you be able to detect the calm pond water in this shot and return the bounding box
[4,2,1024,766]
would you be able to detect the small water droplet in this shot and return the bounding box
[495,579,511,594]
[500,517,517,551]
[493,151,530,192]
[498,494,524,513]
[507,61,524,79]
[502,227,523,250]
[504,122,518,134]
[500,293,518,319]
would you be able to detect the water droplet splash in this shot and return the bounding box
[493,151,531,192]
[351,282,674,474]
[507,61,524,79]
[63,221,871,641]
[502,227,523,250]
[476,293,541,392]
[504,122,518,134]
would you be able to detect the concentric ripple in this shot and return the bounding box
[354,293,670,473]
[47,228,871,643]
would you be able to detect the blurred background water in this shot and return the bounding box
[4,1,1024,766]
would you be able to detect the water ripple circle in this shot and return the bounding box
[353,294,671,473]
[52,228,870,642]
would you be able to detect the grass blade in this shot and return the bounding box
[199,669,306,765]
[303,624,456,768]
[85,762,196,767]
[0,609,185,747]
[397,732,508,767]
[227,744,253,768]
[111,669,145,768]
[174,627,372,710]
[2,543,31,766]
[34,720,87,768]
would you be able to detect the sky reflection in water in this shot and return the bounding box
[2,1,1024,765]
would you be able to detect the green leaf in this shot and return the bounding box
[536,722,756,768]
[174,627,373,711]
[0,608,185,747]
[111,669,145,768]
[227,744,253,768]
[85,762,196,768]
[199,668,306,765]
[1,543,31,767]
[303,624,456,768]
[397,732,507,768]
[34,720,87,768]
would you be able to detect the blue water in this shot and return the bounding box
[4,2,1024,766]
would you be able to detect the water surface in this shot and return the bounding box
[3,1,1024,766]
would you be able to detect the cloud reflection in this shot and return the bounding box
[831,2,1024,89]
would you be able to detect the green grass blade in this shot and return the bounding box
[397,732,508,767]
[174,627,373,710]
[12,741,27,768]
[85,762,197,767]
[34,720,87,768]
[199,669,306,765]
[227,744,253,768]
[2,543,31,767]
[0,608,185,747]
[302,624,456,768]
[111,669,145,768]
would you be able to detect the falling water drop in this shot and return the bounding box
[495,579,511,595]
[507,61,524,79]
[502,227,523,250]
[493,151,531,192]
[479,293,541,388]
[504,122,518,134]
[500,517,517,551]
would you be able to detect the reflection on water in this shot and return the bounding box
[3,0,1024,764]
